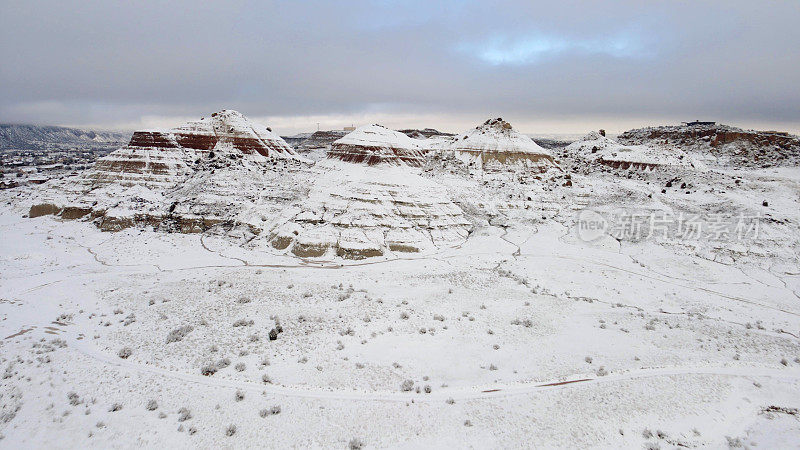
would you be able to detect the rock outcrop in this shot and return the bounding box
[328,125,427,167]
[446,118,558,172]
[565,131,704,172]
[618,124,800,167]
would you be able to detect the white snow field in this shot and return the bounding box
[2,134,800,448]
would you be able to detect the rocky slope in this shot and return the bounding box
[397,128,454,139]
[618,124,800,168]
[328,124,427,167]
[297,130,348,151]
[563,131,705,172]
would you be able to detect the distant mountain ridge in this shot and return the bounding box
[0,123,130,150]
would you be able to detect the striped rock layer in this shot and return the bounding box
[87,110,296,187]
[328,124,427,167]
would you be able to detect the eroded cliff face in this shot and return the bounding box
[328,124,428,167]
[618,124,800,167]
[447,118,558,173]
[264,162,472,259]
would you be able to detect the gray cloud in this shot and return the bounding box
[1,0,799,134]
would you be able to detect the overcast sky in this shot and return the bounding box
[1,0,799,135]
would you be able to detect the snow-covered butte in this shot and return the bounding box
[328,124,427,167]
[446,118,558,172]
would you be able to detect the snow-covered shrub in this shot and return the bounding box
[225,424,237,436]
[166,325,194,343]
[400,380,414,391]
[268,328,278,340]
[235,362,246,372]
[117,347,132,359]
[349,438,364,449]
[233,319,254,327]
[235,390,244,402]
[178,407,192,422]
[108,403,123,412]
[67,392,82,406]
[201,362,218,376]
[269,405,281,415]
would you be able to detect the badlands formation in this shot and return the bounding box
[444,118,558,172]
[2,113,800,448]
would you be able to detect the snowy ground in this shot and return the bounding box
[2,163,800,448]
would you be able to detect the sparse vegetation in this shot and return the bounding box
[166,325,194,343]
[233,318,254,327]
[225,424,237,436]
[178,407,192,422]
